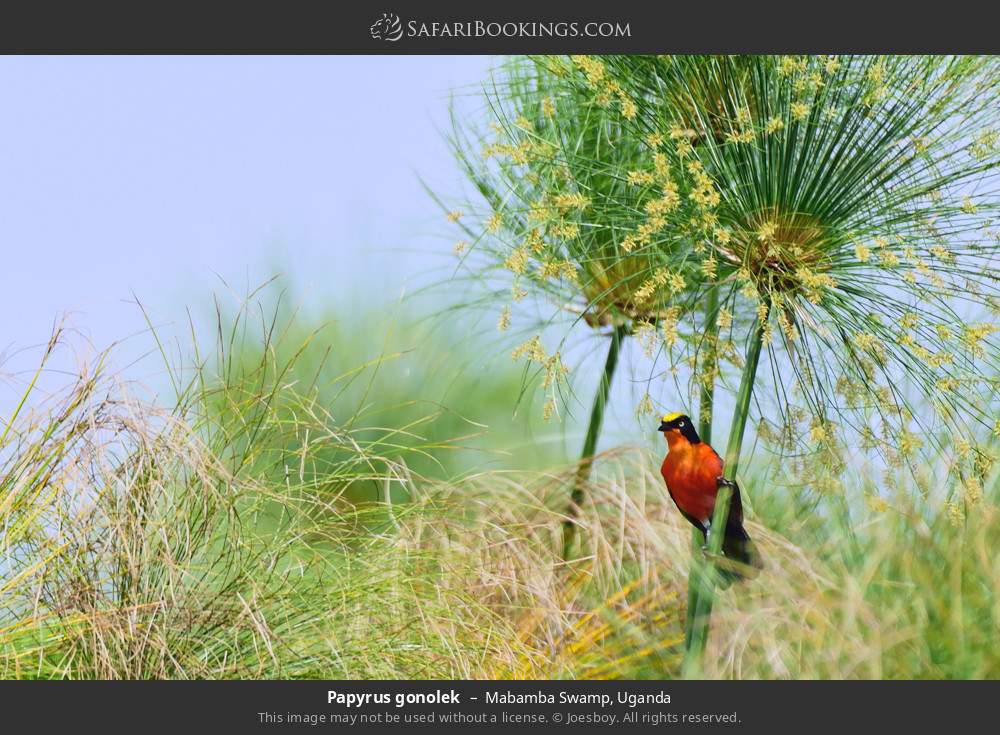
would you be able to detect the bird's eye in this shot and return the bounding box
[678,420,685,427]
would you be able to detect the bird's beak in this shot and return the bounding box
[658,421,669,432]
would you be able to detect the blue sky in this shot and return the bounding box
[0,55,687,451]
[1,55,493,378]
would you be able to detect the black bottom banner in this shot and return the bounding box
[2,679,996,731]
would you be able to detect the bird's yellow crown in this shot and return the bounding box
[662,412,684,423]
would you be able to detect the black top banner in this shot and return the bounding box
[1,1,998,53]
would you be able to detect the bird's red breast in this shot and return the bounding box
[660,437,724,524]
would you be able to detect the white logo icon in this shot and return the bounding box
[370,13,403,41]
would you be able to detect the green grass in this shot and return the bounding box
[193,292,567,495]
[734,448,1000,679]
[2,295,998,679]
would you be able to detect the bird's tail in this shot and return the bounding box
[716,524,762,587]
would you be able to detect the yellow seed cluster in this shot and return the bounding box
[548,220,580,240]
[897,429,923,457]
[738,271,759,302]
[504,247,529,275]
[481,138,531,165]
[627,170,654,186]
[717,308,733,329]
[661,306,682,348]
[795,267,837,304]
[551,192,590,212]
[761,323,774,346]
[653,153,671,181]
[570,55,638,120]
[523,228,545,254]
[542,395,556,422]
[809,418,829,443]
[945,501,964,527]
[510,336,569,419]
[929,243,953,261]
[634,267,686,306]
[878,250,899,267]
[619,157,689,254]
[538,259,577,282]
[835,374,863,407]
[725,123,755,145]
[963,476,984,505]
[867,62,886,85]
[486,212,503,233]
[962,323,996,357]
[629,322,655,359]
[778,56,807,78]
[936,377,959,394]
[853,331,885,358]
[542,352,568,389]
[776,307,799,342]
[645,185,681,217]
[511,335,546,362]
[687,161,721,209]
[756,221,778,242]
[971,128,998,160]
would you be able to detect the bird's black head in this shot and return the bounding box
[658,413,701,443]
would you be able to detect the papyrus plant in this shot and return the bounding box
[448,56,762,560]
[451,54,1000,675]
[619,55,1000,675]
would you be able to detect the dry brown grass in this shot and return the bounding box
[4,327,997,679]
[397,446,852,679]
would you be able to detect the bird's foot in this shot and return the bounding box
[716,475,737,490]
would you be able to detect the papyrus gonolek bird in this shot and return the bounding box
[658,413,760,583]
